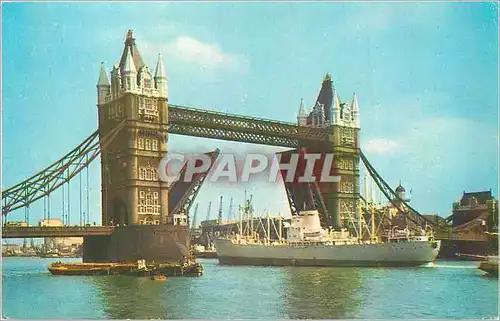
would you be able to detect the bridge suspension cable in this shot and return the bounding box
[359,149,435,227]
[2,120,125,216]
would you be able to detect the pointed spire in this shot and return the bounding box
[97,62,110,87]
[297,98,307,126]
[352,92,359,112]
[154,53,168,98]
[331,87,341,125]
[122,46,137,74]
[352,92,360,128]
[119,29,145,71]
[154,53,167,79]
[97,62,110,104]
[298,98,307,117]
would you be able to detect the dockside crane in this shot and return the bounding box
[191,203,199,229]
[206,201,212,222]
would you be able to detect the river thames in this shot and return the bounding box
[2,257,498,319]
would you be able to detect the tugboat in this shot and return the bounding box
[151,273,167,281]
[478,256,498,277]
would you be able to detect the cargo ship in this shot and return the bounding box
[214,210,441,267]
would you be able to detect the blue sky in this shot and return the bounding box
[2,2,498,227]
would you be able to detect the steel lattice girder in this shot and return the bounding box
[168,104,332,147]
[169,149,221,216]
[2,121,125,216]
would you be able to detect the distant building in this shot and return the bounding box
[423,214,446,225]
[39,218,83,247]
[452,190,498,232]
[2,243,22,255]
[4,221,28,227]
[200,219,219,228]
[39,219,63,227]
[384,182,411,227]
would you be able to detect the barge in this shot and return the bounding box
[48,259,203,277]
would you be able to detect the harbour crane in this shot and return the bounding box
[206,201,212,222]
[191,203,199,229]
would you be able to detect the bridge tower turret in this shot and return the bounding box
[351,92,360,129]
[331,87,341,125]
[154,53,168,99]
[297,98,307,126]
[96,62,110,105]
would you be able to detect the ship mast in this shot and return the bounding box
[218,196,223,225]
[228,196,234,221]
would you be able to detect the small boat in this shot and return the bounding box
[151,273,167,281]
[478,256,498,277]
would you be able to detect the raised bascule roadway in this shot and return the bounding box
[1,30,491,261]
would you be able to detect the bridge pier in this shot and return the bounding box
[437,239,497,259]
[83,225,190,263]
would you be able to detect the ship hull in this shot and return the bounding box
[214,239,441,267]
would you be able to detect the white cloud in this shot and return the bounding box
[142,36,248,76]
[362,138,400,156]
[167,37,239,69]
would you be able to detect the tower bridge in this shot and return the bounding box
[3,29,485,263]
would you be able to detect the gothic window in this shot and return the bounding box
[341,182,354,193]
[153,192,158,199]
[139,168,145,180]
[145,139,151,150]
[138,138,145,149]
[139,191,145,199]
[152,140,158,151]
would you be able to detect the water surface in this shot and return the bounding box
[2,257,498,319]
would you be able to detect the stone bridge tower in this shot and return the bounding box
[96,30,169,226]
[296,74,360,230]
